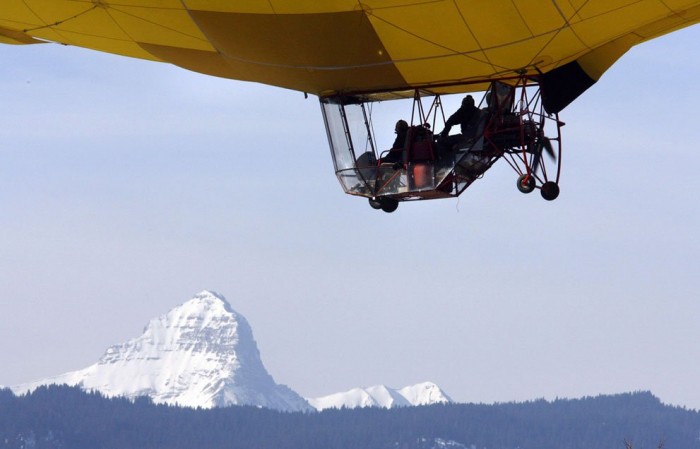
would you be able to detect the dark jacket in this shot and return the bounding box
[392,128,408,149]
[443,104,478,135]
[383,129,408,163]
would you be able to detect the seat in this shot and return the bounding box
[405,126,435,189]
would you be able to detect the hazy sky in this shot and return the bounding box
[1,25,699,410]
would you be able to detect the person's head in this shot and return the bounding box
[395,119,408,133]
[462,95,475,108]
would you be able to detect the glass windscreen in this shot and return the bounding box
[320,99,376,172]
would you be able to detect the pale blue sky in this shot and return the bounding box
[1,25,699,409]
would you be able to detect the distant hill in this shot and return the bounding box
[308,382,452,410]
[2,387,698,449]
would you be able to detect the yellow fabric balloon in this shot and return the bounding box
[2,1,699,108]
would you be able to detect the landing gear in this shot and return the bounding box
[484,78,562,202]
[516,174,560,200]
[381,198,399,213]
[540,181,560,201]
[368,197,399,213]
[517,174,536,193]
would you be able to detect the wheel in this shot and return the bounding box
[517,174,536,194]
[369,198,382,210]
[380,198,399,213]
[540,181,560,201]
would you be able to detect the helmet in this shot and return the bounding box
[395,119,408,132]
[462,95,475,107]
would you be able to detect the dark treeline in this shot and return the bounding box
[1,386,698,449]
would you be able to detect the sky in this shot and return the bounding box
[1,25,699,410]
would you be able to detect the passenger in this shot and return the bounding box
[381,119,409,167]
[437,95,479,152]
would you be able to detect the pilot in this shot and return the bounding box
[438,95,479,152]
[381,119,409,166]
[441,95,478,136]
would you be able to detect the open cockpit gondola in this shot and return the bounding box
[321,76,564,212]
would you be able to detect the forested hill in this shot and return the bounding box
[1,386,698,449]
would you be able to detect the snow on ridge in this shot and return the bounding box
[399,381,454,406]
[308,382,452,411]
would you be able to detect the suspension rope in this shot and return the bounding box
[22,4,100,33]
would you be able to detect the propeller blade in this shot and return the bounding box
[542,137,556,160]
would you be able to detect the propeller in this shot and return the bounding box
[531,136,556,173]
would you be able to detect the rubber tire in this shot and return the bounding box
[369,198,383,210]
[540,181,560,201]
[517,174,536,194]
[380,198,399,213]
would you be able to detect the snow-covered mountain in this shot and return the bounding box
[11,290,452,412]
[12,290,312,412]
[308,382,452,410]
